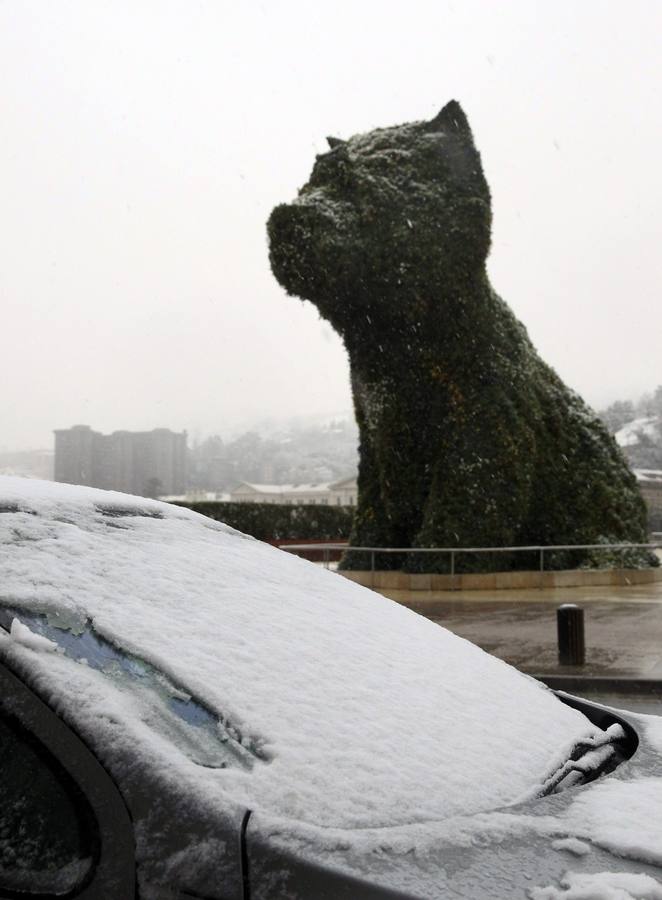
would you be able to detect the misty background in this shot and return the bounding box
[2,0,661,455]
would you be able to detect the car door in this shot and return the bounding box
[0,660,136,899]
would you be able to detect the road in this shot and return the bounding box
[378,581,662,714]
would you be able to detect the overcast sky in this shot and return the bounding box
[2,0,661,451]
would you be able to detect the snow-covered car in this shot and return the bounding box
[1,477,662,900]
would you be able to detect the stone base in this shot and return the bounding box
[339,567,662,591]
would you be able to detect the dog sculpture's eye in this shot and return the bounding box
[368,154,397,174]
[364,149,412,178]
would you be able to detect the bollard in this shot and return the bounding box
[557,604,585,666]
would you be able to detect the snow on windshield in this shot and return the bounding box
[0,476,605,830]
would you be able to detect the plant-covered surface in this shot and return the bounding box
[174,500,353,543]
[268,101,653,572]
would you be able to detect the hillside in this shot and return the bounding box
[601,387,662,470]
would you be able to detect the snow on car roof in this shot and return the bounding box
[0,476,602,830]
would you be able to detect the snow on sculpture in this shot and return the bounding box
[267,101,651,571]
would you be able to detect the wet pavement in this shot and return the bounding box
[379,581,662,714]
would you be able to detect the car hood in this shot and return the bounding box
[246,704,662,898]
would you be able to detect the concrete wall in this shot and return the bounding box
[340,567,662,592]
[641,480,662,519]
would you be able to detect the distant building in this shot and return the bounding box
[54,425,187,497]
[230,475,357,506]
[159,490,231,504]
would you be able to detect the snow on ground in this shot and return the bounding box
[0,476,605,832]
[634,468,662,484]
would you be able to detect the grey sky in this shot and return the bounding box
[2,0,661,451]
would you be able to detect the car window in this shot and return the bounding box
[1,607,265,770]
[0,709,96,895]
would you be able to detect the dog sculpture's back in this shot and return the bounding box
[268,102,650,571]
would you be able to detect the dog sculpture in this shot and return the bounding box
[268,102,650,570]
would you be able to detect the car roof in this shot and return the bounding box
[0,475,603,831]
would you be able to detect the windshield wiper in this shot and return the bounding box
[540,723,629,796]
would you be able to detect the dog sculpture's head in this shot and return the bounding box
[268,101,491,336]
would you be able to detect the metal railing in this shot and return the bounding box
[279,541,662,589]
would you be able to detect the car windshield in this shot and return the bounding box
[0,477,622,832]
[0,606,262,770]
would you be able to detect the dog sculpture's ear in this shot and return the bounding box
[427,100,470,135]
[326,136,346,149]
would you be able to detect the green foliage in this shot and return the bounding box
[268,101,654,572]
[173,501,353,543]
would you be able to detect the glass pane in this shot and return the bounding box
[0,711,95,894]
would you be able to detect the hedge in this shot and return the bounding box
[174,501,354,543]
